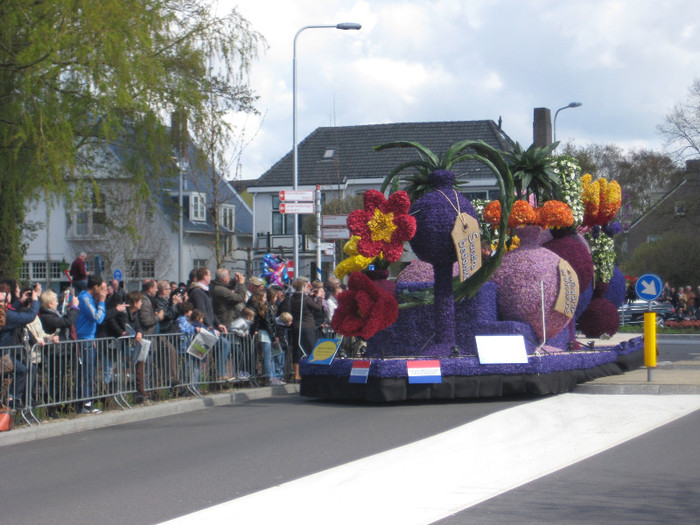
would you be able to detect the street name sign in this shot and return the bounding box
[279,190,314,202]
[279,202,314,214]
[321,227,350,239]
[322,215,348,227]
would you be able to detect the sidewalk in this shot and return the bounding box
[0,384,300,448]
[3,334,699,447]
[574,332,700,396]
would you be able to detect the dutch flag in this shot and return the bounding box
[407,360,442,384]
[348,360,371,384]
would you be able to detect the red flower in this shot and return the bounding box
[331,272,399,339]
[347,190,416,262]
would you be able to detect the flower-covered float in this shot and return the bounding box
[300,141,642,402]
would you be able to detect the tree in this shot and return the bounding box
[623,232,700,287]
[0,0,264,277]
[561,143,683,224]
[658,78,700,160]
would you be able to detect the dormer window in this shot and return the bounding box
[323,148,335,160]
[190,192,206,221]
[675,201,686,217]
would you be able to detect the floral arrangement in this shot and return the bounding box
[581,174,622,226]
[330,271,399,339]
[585,227,616,282]
[551,156,584,226]
[483,199,573,231]
[334,236,375,280]
[346,189,416,262]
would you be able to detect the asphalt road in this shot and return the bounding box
[2,338,699,525]
[0,395,535,524]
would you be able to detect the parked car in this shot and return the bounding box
[618,299,676,326]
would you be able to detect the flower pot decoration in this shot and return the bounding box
[491,225,579,341]
[578,282,620,338]
[409,169,479,345]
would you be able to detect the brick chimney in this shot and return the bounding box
[533,107,552,147]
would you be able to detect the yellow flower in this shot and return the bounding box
[367,208,397,243]
[336,236,374,279]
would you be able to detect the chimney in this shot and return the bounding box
[533,107,552,147]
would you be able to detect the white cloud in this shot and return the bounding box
[217,0,700,178]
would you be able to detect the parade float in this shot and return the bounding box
[300,141,642,401]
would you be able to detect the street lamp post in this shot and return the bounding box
[553,102,582,143]
[292,22,361,281]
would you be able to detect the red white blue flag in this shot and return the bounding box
[348,360,371,384]
[407,360,442,384]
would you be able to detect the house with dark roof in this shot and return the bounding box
[22,138,253,291]
[247,120,516,279]
[623,159,700,261]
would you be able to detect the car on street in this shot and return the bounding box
[618,299,676,326]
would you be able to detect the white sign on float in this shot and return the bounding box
[475,335,529,364]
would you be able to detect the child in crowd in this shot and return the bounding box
[176,303,207,388]
[274,311,293,382]
[228,307,255,381]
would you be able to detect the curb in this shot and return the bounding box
[0,384,300,448]
[574,383,700,395]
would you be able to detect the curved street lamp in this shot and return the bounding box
[292,22,361,280]
[553,102,582,143]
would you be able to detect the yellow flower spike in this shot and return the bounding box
[343,236,362,256]
[335,254,374,279]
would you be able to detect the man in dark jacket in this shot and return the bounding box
[211,268,246,329]
[188,267,231,380]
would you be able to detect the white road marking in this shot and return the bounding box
[160,394,700,525]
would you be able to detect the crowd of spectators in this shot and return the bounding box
[0,259,345,417]
[659,282,700,320]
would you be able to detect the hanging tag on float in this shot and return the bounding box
[451,213,482,282]
[554,259,579,319]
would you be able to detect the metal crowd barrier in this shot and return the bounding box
[1,330,267,428]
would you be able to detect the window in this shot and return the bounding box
[31,261,47,280]
[190,193,206,222]
[219,205,235,231]
[323,148,335,160]
[20,262,30,281]
[193,259,208,270]
[49,262,63,280]
[128,259,155,279]
[219,205,236,255]
[465,191,488,201]
[272,195,295,235]
[67,190,106,237]
[675,202,686,217]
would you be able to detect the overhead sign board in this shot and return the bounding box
[635,273,663,301]
[322,215,348,227]
[321,227,351,240]
[279,190,314,202]
[279,202,314,214]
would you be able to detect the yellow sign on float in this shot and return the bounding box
[307,339,342,365]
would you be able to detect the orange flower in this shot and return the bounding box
[483,200,501,226]
[508,200,537,229]
[537,200,574,229]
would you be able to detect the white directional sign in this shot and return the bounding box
[635,273,663,301]
[279,202,315,214]
[279,190,314,202]
[322,215,348,227]
[321,227,351,239]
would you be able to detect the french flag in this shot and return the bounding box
[348,360,371,384]
[407,360,442,384]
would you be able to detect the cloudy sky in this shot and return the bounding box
[220,0,700,180]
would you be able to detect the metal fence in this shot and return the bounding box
[1,331,266,427]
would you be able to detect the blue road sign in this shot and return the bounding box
[113,269,122,282]
[635,273,663,301]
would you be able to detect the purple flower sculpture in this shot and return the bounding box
[491,225,578,341]
[578,283,621,338]
[409,170,478,345]
[543,232,594,293]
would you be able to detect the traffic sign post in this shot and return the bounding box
[635,273,662,382]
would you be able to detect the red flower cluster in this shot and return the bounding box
[347,190,416,262]
[330,272,399,339]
